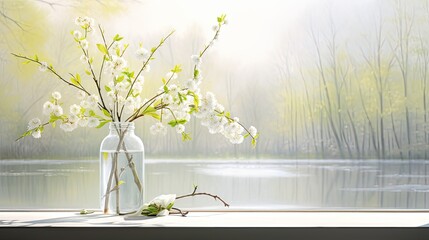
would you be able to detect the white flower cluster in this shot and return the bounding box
[75,16,95,32]
[73,17,95,63]
[195,92,257,144]
[27,90,105,138]
[24,14,258,147]
[27,117,42,138]
[148,55,258,144]
[139,194,176,217]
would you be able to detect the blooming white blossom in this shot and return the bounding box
[78,117,88,127]
[152,194,176,216]
[115,82,129,93]
[87,117,100,128]
[132,82,143,94]
[168,84,179,97]
[144,64,151,72]
[68,114,79,124]
[80,54,88,64]
[80,100,90,109]
[194,92,217,118]
[76,90,86,100]
[162,94,174,105]
[87,95,99,108]
[31,130,41,138]
[136,48,149,61]
[249,126,257,138]
[215,103,225,113]
[80,39,89,50]
[52,105,63,117]
[165,71,178,80]
[176,124,185,134]
[43,101,55,115]
[75,16,95,31]
[52,91,61,100]
[70,104,81,115]
[150,122,167,135]
[60,122,75,132]
[229,133,244,144]
[106,55,127,75]
[39,62,48,72]
[191,55,202,65]
[28,118,41,130]
[157,209,170,217]
[222,122,245,144]
[185,79,200,91]
[73,30,82,40]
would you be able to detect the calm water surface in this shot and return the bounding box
[1,159,428,210]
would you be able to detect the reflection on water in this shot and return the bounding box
[0,159,428,210]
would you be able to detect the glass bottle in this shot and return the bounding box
[99,122,144,214]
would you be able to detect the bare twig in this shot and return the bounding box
[176,186,230,207]
[170,207,189,217]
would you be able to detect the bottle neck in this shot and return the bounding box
[109,122,135,136]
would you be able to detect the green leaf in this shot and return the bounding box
[163,85,169,93]
[162,78,166,84]
[88,110,96,117]
[102,109,111,118]
[171,64,182,73]
[49,115,63,122]
[166,202,174,210]
[76,73,81,83]
[251,138,257,148]
[142,107,161,120]
[193,69,199,78]
[96,120,111,129]
[151,47,156,53]
[34,54,39,61]
[147,112,160,120]
[71,78,79,86]
[104,85,111,92]
[113,34,123,41]
[115,75,125,83]
[217,14,226,23]
[168,119,187,127]
[115,48,120,56]
[96,43,108,55]
[85,69,91,75]
[182,132,192,141]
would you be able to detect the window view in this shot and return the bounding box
[1,0,428,210]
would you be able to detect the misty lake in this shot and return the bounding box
[1,159,429,210]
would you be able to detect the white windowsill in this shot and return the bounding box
[1,211,429,227]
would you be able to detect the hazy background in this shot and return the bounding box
[1,0,428,160]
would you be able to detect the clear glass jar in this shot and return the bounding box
[99,122,144,215]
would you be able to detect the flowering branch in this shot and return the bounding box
[10,53,88,94]
[13,14,258,215]
[139,186,229,217]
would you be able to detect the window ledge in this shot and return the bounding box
[1,211,429,227]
